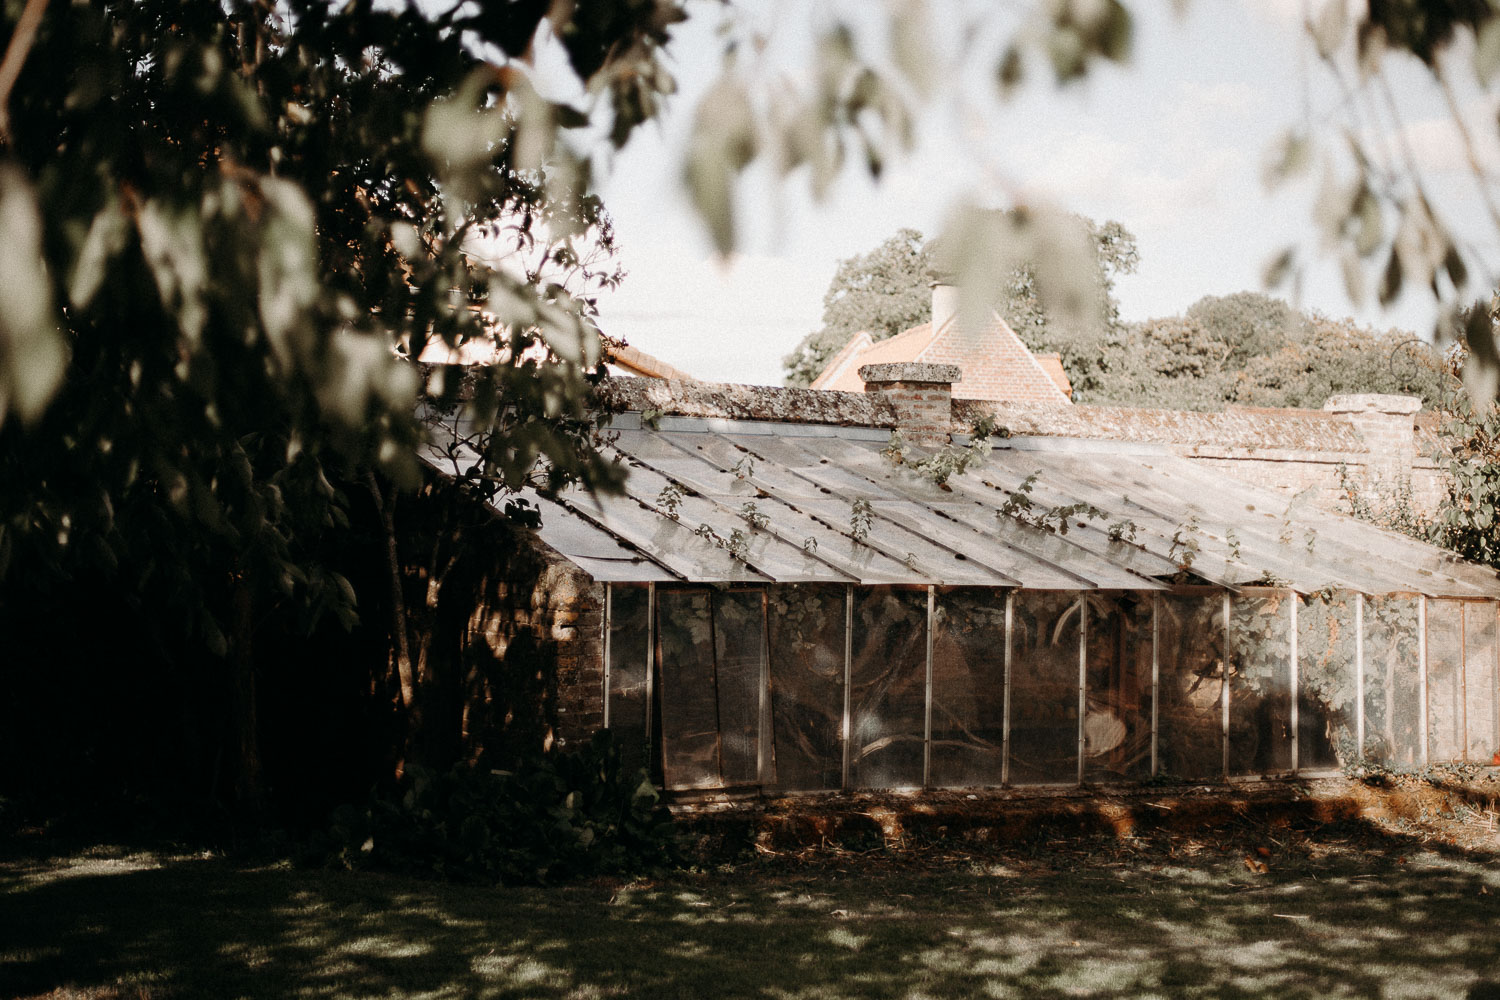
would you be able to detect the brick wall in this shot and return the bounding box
[858,362,960,448]
[400,482,607,766]
[459,535,605,755]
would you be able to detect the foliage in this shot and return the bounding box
[0,0,683,808]
[1428,369,1500,569]
[727,3,1500,407]
[1186,292,1308,369]
[1231,313,1450,409]
[324,731,676,886]
[1089,315,1238,410]
[882,416,1003,486]
[849,497,874,540]
[782,228,932,387]
[1088,302,1447,411]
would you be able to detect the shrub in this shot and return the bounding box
[323,731,676,885]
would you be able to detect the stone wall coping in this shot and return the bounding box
[1323,393,1423,415]
[858,362,962,385]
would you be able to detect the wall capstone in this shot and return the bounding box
[1323,394,1422,495]
[859,363,960,448]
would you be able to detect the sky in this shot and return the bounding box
[573,1,1500,387]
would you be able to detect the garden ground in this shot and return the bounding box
[5,777,1500,1000]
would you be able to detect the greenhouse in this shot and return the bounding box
[604,583,1498,792]
[429,397,1500,796]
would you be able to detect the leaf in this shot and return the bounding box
[0,166,66,426]
[1377,244,1403,306]
[1262,246,1296,290]
[888,0,936,97]
[995,44,1023,96]
[256,177,319,364]
[137,199,208,344]
[1392,197,1446,294]
[683,74,757,255]
[1310,0,1348,59]
[1462,302,1499,409]
[1477,16,1500,83]
[1339,249,1365,306]
[422,69,508,173]
[1262,131,1311,190]
[68,197,129,310]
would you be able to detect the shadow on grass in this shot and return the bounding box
[3,831,1500,1000]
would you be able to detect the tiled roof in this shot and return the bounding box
[1034,353,1072,398]
[602,338,698,381]
[809,312,1071,405]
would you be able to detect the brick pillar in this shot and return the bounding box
[1323,393,1422,493]
[859,362,961,448]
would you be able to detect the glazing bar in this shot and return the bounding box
[1077,596,1088,788]
[1222,591,1232,780]
[645,583,656,749]
[842,584,853,790]
[1151,593,1160,778]
[1289,590,1299,774]
[1002,590,1013,787]
[1420,595,1429,766]
[924,586,935,789]
[1355,593,1365,757]
[602,584,613,730]
[758,589,771,786]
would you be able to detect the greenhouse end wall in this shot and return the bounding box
[603,583,1500,794]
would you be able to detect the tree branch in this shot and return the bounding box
[0,0,49,144]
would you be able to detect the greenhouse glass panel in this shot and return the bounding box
[1297,591,1357,769]
[767,584,846,791]
[1083,592,1153,783]
[1228,591,1294,776]
[607,584,651,777]
[1363,595,1422,766]
[1426,599,1465,763]
[1156,594,1225,781]
[656,589,723,789]
[849,587,928,788]
[1010,591,1083,786]
[1465,602,1498,763]
[930,588,1008,788]
[713,590,765,785]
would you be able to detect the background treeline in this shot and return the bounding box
[783,227,1449,410]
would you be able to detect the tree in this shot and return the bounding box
[1089,315,1237,410]
[1085,302,1447,412]
[1185,293,1309,370]
[1231,313,1450,410]
[1429,367,1500,570]
[781,228,932,387]
[0,0,683,816]
[781,218,1138,388]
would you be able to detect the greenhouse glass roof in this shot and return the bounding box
[427,410,1500,599]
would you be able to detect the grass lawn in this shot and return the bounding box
[4,821,1500,1000]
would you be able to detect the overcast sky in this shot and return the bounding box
[579,1,1498,386]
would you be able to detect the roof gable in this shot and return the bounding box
[810,312,1071,405]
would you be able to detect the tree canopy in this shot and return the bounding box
[0,0,687,814]
[7,0,1500,824]
[1091,302,1450,411]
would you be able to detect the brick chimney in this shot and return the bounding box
[859,362,960,448]
[1323,393,1422,492]
[930,280,960,333]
